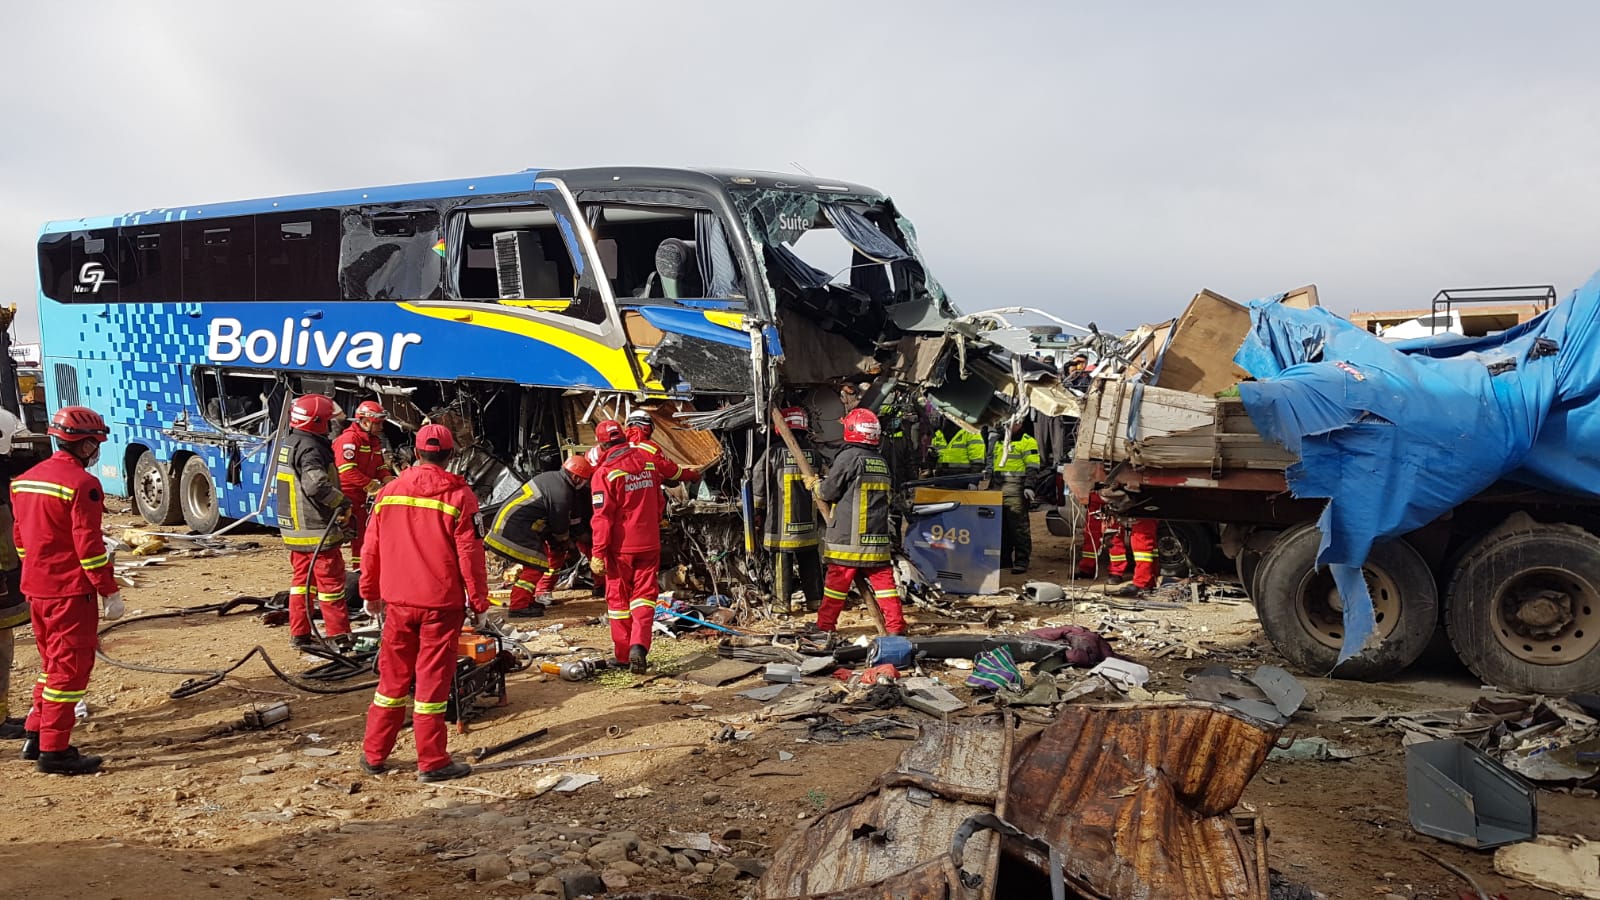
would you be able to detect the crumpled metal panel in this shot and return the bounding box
[1005,702,1279,900]
[758,719,1012,900]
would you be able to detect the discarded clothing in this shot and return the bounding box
[967,646,1022,692]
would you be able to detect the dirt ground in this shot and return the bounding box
[0,506,1591,900]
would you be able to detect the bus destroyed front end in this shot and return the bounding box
[597,183,1075,608]
[728,185,1039,431]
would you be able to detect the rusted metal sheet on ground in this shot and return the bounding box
[1004,701,1280,900]
[758,717,1013,900]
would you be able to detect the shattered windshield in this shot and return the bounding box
[729,188,951,314]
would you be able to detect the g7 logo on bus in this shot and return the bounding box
[74,262,116,294]
[207,317,422,371]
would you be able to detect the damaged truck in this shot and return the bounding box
[35,166,1041,592]
[1070,282,1600,695]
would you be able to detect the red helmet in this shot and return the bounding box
[290,394,336,434]
[841,408,882,446]
[778,406,809,433]
[595,419,625,446]
[355,400,386,422]
[562,454,594,481]
[48,406,109,443]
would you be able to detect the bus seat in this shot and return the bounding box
[655,238,702,300]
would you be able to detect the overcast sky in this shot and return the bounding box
[4,2,1599,342]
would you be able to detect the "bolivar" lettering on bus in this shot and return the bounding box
[207,317,422,371]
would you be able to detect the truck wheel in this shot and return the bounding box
[1159,521,1216,575]
[1255,523,1437,680]
[1238,550,1263,603]
[179,456,221,534]
[131,450,184,526]
[1445,525,1600,694]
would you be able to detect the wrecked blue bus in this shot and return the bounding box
[35,166,1018,538]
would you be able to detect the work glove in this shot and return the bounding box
[364,479,383,496]
[470,609,490,630]
[363,596,383,618]
[101,592,125,621]
[682,467,703,482]
[1024,488,1037,504]
[802,474,821,493]
[590,557,607,577]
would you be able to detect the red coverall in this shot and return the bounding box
[11,451,119,753]
[591,444,665,663]
[1077,493,1158,589]
[332,423,393,568]
[359,464,488,773]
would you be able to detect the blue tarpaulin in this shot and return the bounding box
[1232,271,1600,666]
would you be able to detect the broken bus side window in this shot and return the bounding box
[582,201,745,305]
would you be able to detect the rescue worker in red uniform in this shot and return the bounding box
[359,424,488,783]
[624,409,701,486]
[590,419,666,673]
[806,409,906,636]
[484,455,593,618]
[13,407,121,774]
[752,407,823,613]
[332,400,395,569]
[277,395,353,650]
[1076,490,1158,591]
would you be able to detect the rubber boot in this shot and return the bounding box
[20,730,39,760]
[37,746,102,775]
[629,643,648,675]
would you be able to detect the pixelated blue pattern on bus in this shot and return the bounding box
[41,302,275,522]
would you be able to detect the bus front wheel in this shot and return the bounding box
[179,457,220,534]
[132,450,184,526]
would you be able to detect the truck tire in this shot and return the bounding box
[1444,525,1600,694]
[1159,521,1216,575]
[179,456,221,534]
[1255,523,1437,680]
[1238,550,1263,604]
[131,450,184,526]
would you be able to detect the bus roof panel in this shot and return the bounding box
[39,169,549,233]
[37,166,888,234]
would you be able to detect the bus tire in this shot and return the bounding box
[1255,523,1437,680]
[1444,525,1600,694]
[179,456,221,534]
[131,449,184,526]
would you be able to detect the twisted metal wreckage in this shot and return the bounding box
[373,184,1090,609]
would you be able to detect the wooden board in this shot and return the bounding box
[1154,289,1254,397]
[1073,382,1293,472]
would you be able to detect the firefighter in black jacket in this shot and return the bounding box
[484,454,592,618]
[753,407,822,613]
[276,394,352,649]
[806,408,906,635]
